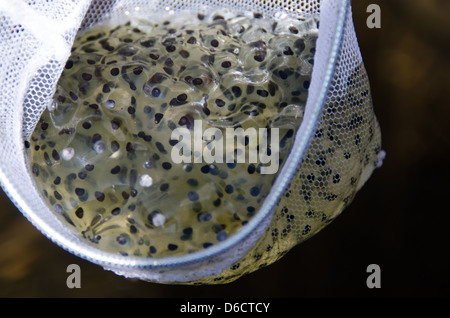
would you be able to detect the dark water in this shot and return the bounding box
[1,0,450,297]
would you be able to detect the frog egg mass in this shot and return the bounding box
[26,9,317,258]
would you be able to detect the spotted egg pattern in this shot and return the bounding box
[26,10,318,258]
[186,63,383,285]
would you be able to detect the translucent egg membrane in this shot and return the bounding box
[26,9,317,258]
[0,0,383,284]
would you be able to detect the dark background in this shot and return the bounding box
[1,0,449,297]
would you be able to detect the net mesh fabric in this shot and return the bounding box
[193,6,383,284]
[0,0,382,284]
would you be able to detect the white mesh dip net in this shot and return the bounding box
[0,0,384,284]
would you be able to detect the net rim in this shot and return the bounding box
[0,0,350,272]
